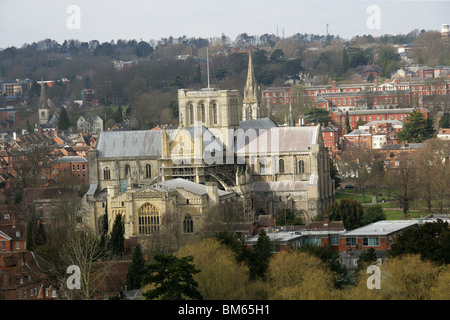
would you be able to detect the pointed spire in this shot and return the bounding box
[288,103,294,127]
[243,51,258,103]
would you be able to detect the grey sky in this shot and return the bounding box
[1,0,449,48]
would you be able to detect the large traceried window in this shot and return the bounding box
[138,203,160,235]
[183,214,194,234]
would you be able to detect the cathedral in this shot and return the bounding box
[82,53,335,244]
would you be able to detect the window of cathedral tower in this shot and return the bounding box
[201,104,205,122]
[212,103,217,124]
[189,104,194,125]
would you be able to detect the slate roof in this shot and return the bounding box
[96,130,163,158]
[236,125,320,154]
[152,178,231,197]
[239,118,277,129]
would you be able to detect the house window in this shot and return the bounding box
[306,237,321,246]
[138,203,160,235]
[363,237,380,247]
[183,214,194,234]
[1,242,5,252]
[103,167,111,180]
[346,237,357,247]
[82,165,85,171]
[145,164,151,178]
[298,160,305,174]
[279,159,285,173]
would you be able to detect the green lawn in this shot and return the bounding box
[335,189,432,220]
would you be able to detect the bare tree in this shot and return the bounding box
[385,153,420,219]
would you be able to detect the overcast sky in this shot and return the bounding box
[1,0,449,48]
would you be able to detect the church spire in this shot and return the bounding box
[242,51,260,121]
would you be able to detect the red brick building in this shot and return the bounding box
[0,210,26,253]
[262,86,294,105]
[330,107,430,135]
[343,129,373,150]
[0,251,55,300]
[42,156,89,184]
[338,220,418,252]
[322,125,341,154]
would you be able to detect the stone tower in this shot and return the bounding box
[38,82,50,125]
[242,52,261,121]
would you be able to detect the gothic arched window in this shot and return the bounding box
[212,103,217,124]
[138,203,160,235]
[145,164,151,178]
[260,158,266,174]
[103,167,111,180]
[183,214,194,234]
[279,159,285,174]
[201,104,205,123]
[189,104,194,125]
[125,164,131,177]
[298,160,305,174]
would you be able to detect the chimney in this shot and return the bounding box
[323,213,329,227]
[206,181,219,203]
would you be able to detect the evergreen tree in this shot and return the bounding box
[126,245,147,290]
[249,229,272,280]
[340,48,349,75]
[142,253,203,300]
[398,110,435,143]
[34,220,47,247]
[389,220,450,265]
[328,198,364,230]
[357,248,378,271]
[57,107,70,130]
[361,205,386,226]
[439,111,450,128]
[26,221,33,251]
[345,111,351,134]
[109,213,124,256]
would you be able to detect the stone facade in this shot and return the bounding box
[82,52,335,245]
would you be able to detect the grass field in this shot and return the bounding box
[335,189,432,220]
